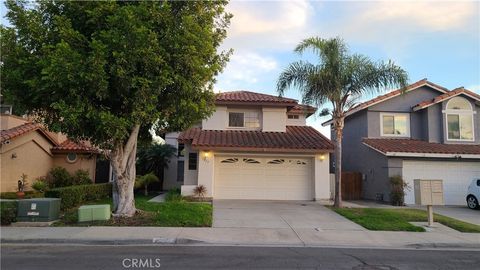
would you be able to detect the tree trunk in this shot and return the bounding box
[333,117,344,208]
[110,124,141,217]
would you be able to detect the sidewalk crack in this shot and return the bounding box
[280,215,305,247]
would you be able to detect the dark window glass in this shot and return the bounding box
[188,153,198,170]
[177,144,185,157]
[177,161,184,182]
[229,112,244,127]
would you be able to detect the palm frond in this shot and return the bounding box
[277,61,315,96]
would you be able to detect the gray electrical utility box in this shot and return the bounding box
[17,198,61,222]
[414,179,444,206]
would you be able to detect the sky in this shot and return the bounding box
[215,0,480,136]
[2,1,479,137]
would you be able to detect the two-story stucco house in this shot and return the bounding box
[323,79,480,205]
[163,91,334,201]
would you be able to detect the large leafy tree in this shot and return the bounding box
[1,0,231,216]
[277,37,408,208]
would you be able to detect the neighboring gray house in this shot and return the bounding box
[323,79,480,205]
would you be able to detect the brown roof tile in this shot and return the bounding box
[363,138,480,156]
[0,122,58,145]
[216,91,298,105]
[413,87,480,111]
[289,104,317,115]
[51,139,98,153]
[179,126,334,153]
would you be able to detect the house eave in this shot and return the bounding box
[191,145,334,154]
[384,152,480,159]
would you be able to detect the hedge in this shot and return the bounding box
[45,183,112,210]
[1,200,17,225]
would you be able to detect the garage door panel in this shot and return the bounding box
[403,161,480,205]
[215,156,313,200]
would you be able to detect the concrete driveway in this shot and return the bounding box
[412,205,480,226]
[213,200,365,231]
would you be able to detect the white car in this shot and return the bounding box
[466,179,480,209]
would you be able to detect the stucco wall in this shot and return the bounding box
[183,144,198,185]
[52,154,96,182]
[202,106,227,130]
[0,132,54,192]
[314,153,330,201]
[262,107,287,132]
[197,150,214,197]
[286,114,307,126]
[1,114,29,130]
[163,132,183,190]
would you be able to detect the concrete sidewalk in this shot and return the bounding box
[2,226,479,249]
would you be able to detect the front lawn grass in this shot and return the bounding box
[332,208,480,233]
[54,195,212,227]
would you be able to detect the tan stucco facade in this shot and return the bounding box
[1,116,97,192]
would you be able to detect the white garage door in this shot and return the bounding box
[403,161,480,205]
[214,156,313,200]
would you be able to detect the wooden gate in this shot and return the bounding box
[341,172,362,200]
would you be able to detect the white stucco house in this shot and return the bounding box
[163,91,334,201]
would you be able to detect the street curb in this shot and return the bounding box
[1,237,204,246]
[2,238,480,250]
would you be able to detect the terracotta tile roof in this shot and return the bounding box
[413,87,480,111]
[216,91,298,105]
[179,126,334,153]
[0,122,57,145]
[289,104,317,115]
[51,139,98,153]
[322,79,449,126]
[363,138,480,156]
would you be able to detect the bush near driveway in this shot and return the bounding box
[45,183,112,210]
[0,200,18,225]
[332,208,480,233]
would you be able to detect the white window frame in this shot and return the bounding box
[227,110,260,129]
[380,112,410,137]
[288,114,300,119]
[228,112,245,128]
[444,97,475,142]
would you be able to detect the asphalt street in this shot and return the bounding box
[1,244,478,270]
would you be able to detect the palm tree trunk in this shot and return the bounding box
[333,117,344,208]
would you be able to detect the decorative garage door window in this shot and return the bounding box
[267,159,285,164]
[220,158,239,163]
[295,160,307,165]
[243,158,260,164]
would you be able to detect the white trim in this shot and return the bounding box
[414,92,480,111]
[322,81,448,126]
[385,152,480,159]
[444,97,475,142]
[380,112,410,137]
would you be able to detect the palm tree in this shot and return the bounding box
[277,37,408,208]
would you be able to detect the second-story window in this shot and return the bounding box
[381,113,409,137]
[445,97,474,141]
[228,112,259,128]
[288,114,299,119]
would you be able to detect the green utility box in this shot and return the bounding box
[78,204,111,222]
[17,198,61,222]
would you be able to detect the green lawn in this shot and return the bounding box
[332,207,480,233]
[54,195,212,227]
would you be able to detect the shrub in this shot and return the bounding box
[0,191,44,199]
[45,183,112,210]
[193,185,207,201]
[32,179,49,193]
[72,169,92,185]
[165,188,184,202]
[1,201,17,225]
[390,175,410,206]
[135,173,159,196]
[46,167,74,188]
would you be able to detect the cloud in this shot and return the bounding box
[331,1,478,43]
[222,0,315,51]
[215,51,278,90]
